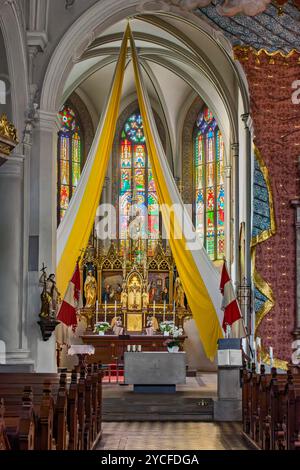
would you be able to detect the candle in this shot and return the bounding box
[105,300,107,323]
[269,346,273,367]
[163,301,166,322]
[173,301,175,313]
[96,300,99,324]
[173,308,175,326]
[115,300,117,318]
[153,300,156,314]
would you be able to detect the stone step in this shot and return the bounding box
[103,397,214,422]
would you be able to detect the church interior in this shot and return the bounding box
[0,0,300,454]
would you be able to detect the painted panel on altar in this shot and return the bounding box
[148,272,170,303]
[127,313,143,332]
[102,272,123,303]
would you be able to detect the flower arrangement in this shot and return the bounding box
[93,321,110,335]
[160,321,175,335]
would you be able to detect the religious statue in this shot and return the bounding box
[47,274,61,315]
[39,265,61,318]
[121,289,128,309]
[174,277,185,308]
[128,275,142,310]
[111,316,124,336]
[84,270,97,308]
[115,283,122,302]
[148,281,157,303]
[146,316,159,335]
[142,290,149,309]
[161,287,169,304]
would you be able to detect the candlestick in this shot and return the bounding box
[115,300,117,318]
[269,346,273,367]
[105,300,107,323]
[96,300,99,324]
[153,300,156,315]
[163,301,166,322]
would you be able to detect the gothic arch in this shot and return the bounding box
[67,91,95,161]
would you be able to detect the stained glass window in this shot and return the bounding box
[119,112,159,256]
[57,104,82,224]
[194,107,225,260]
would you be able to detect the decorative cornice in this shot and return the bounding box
[0,155,24,178]
[234,45,300,60]
[38,110,60,132]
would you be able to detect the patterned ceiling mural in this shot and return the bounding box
[194,1,300,52]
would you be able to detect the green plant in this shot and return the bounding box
[93,321,110,334]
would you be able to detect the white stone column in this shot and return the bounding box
[224,161,232,274]
[231,144,239,286]
[0,155,33,369]
[26,110,58,372]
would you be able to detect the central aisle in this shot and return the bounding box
[97,422,250,450]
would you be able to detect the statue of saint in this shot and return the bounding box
[111,316,124,336]
[39,268,61,318]
[174,277,185,308]
[142,290,149,309]
[46,274,61,317]
[128,276,142,310]
[146,316,159,335]
[39,268,51,318]
[121,289,128,309]
[84,270,97,308]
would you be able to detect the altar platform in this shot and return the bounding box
[102,372,217,422]
[81,334,187,365]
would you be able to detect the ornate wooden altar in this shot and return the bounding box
[81,334,187,365]
[79,241,192,333]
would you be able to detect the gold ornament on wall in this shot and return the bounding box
[0,114,18,162]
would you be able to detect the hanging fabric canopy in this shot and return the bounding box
[129,30,223,359]
[57,24,223,360]
[57,26,130,298]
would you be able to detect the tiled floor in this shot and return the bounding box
[97,422,250,450]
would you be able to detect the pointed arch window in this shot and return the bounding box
[194,107,225,260]
[119,112,160,257]
[57,104,83,225]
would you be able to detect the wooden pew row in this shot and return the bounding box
[0,363,103,451]
[0,400,10,450]
[242,365,300,450]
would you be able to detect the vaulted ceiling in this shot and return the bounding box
[197,1,300,53]
[63,12,242,157]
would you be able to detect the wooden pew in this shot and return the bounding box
[0,400,10,450]
[281,371,300,450]
[0,376,66,450]
[0,384,54,450]
[0,364,103,451]
[1,390,36,450]
[242,366,300,451]
[242,365,253,435]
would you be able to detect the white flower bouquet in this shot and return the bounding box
[93,321,110,335]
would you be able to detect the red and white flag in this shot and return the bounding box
[220,260,244,336]
[57,262,82,328]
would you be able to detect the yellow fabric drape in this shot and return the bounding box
[57,26,129,297]
[129,30,223,359]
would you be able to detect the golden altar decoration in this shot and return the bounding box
[79,240,192,333]
[0,114,18,165]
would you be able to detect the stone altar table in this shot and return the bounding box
[124,351,186,393]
